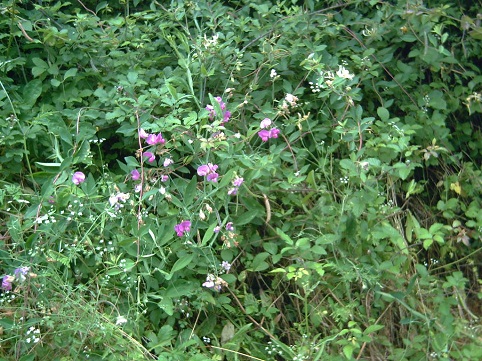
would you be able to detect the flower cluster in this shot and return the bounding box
[109,192,130,210]
[228,176,244,195]
[202,273,228,291]
[139,128,166,163]
[2,267,33,291]
[206,96,231,123]
[197,163,219,182]
[25,326,41,344]
[336,65,355,80]
[257,118,280,142]
[139,129,166,146]
[174,220,191,237]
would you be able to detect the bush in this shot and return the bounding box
[1,0,481,360]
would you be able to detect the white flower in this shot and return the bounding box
[336,65,354,80]
[163,158,174,167]
[270,69,277,78]
[116,315,127,326]
[285,93,298,106]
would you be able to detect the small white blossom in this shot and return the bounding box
[336,65,354,80]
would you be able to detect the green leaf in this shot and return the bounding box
[235,208,259,226]
[343,344,354,359]
[127,71,138,84]
[276,228,294,245]
[377,107,390,122]
[22,79,42,107]
[364,324,384,334]
[183,176,197,206]
[63,68,78,80]
[165,253,194,280]
[158,297,174,316]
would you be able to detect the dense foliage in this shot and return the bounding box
[1,0,481,360]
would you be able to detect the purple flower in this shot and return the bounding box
[2,275,13,291]
[143,151,155,163]
[206,172,219,182]
[131,169,140,181]
[225,222,234,231]
[260,118,272,129]
[223,110,231,123]
[258,129,270,142]
[72,171,86,185]
[206,97,230,122]
[215,97,226,110]
[232,177,244,187]
[214,226,221,233]
[174,220,191,237]
[14,267,29,282]
[269,128,280,139]
[146,133,165,146]
[161,175,169,182]
[163,158,173,167]
[228,187,237,195]
[258,127,281,142]
[197,163,219,182]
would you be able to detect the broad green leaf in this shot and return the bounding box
[377,107,390,122]
[165,253,194,280]
[63,68,78,80]
[127,71,138,84]
[22,79,42,107]
[235,208,259,226]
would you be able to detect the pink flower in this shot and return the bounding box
[269,128,280,139]
[206,104,216,120]
[260,118,272,129]
[228,188,237,195]
[206,97,230,122]
[174,220,191,237]
[225,222,234,231]
[223,110,231,123]
[161,175,169,182]
[139,129,149,139]
[258,129,270,142]
[258,127,280,142]
[72,171,86,185]
[146,133,165,145]
[232,177,244,187]
[131,169,140,180]
[206,172,219,182]
[143,151,155,163]
[2,275,13,291]
[197,163,218,177]
[215,96,226,110]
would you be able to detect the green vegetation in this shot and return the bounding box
[1,0,481,360]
